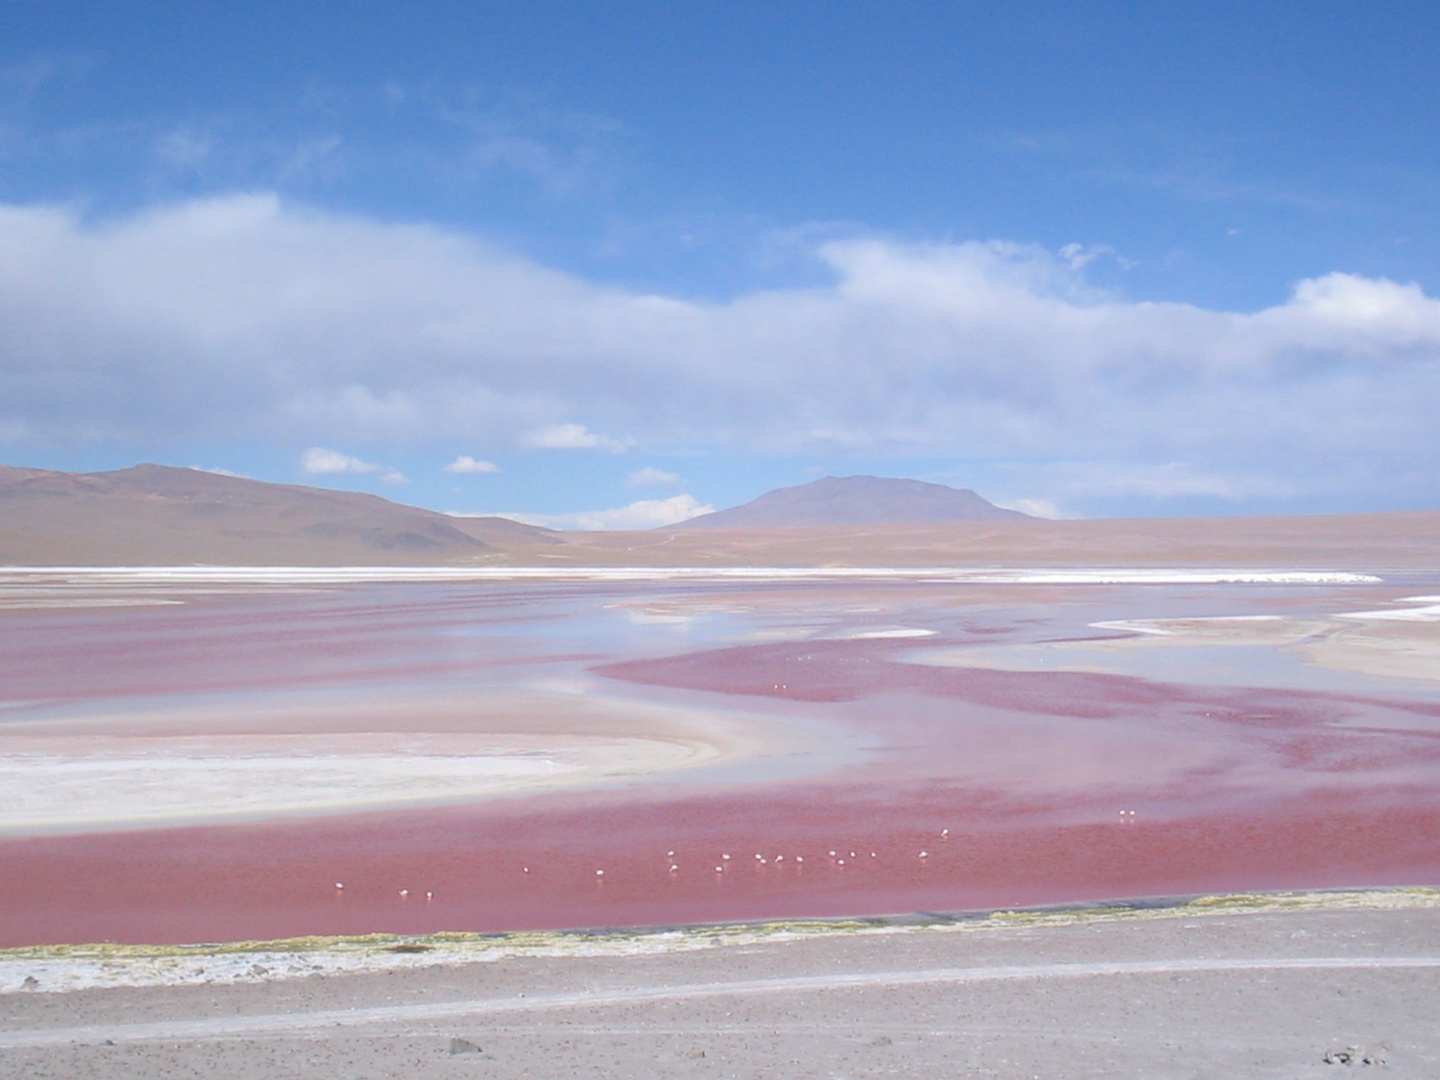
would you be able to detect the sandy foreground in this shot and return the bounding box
[2,892,1438,1079]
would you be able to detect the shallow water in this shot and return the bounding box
[2,573,1438,946]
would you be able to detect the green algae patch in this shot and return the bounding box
[972,887,1440,931]
[6,888,1438,994]
[1183,887,1440,912]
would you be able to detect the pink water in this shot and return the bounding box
[3,578,1438,946]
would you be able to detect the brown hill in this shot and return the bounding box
[677,475,1031,529]
[0,463,555,565]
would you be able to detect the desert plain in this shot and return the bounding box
[2,508,1440,1076]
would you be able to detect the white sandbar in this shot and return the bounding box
[0,566,1382,586]
[0,732,710,835]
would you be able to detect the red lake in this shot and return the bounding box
[2,569,1438,946]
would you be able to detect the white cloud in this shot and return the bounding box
[479,493,714,531]
[301,447,381,475]
[442,455,501,474]
[1057,242,1128,271]
[1,194,1438,507]
[626,466,680,487]
[301,447,405,485]
[521,424,633,453]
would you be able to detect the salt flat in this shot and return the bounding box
[0,732,712,834]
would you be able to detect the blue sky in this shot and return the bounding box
[2,2,1439,524]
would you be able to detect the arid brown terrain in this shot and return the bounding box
[1,462,1437,568]
[0,464,554,565]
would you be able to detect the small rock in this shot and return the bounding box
[871,1036,893,1047]
[449,1037,483,1055]
[1323,1044,1388,1067]
[21,975,38,990]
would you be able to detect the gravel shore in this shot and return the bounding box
[4,892,1438,1079]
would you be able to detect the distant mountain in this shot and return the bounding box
[674,475,1032,529]
[0,463,555,565]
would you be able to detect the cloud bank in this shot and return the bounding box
[1,194,1437,506]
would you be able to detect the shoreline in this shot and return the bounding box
[5,886,1437,995]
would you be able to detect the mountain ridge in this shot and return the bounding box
[3,462,1435,570]
[675,475,1031,529]
[0,463,555,565]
